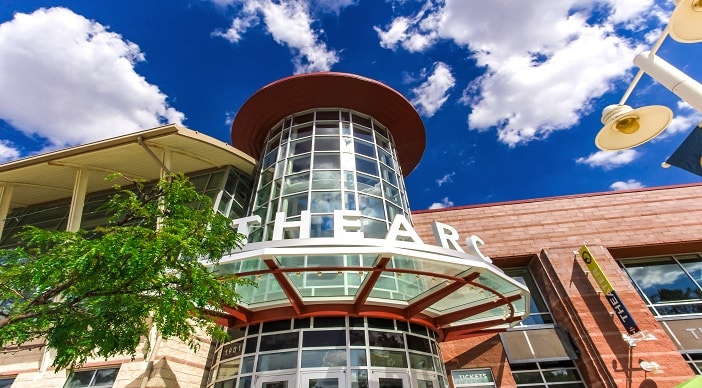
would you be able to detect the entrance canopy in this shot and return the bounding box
[214,238,530,342]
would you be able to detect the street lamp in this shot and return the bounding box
[595,0,702,151]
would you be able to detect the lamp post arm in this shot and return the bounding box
[618,26,670,106]
[634,51,702,113]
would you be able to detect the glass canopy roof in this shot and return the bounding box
[213,238,530,342]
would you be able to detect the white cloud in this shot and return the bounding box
[428,197,454,209]
[0,7,184,149]
[656,101,702,139]
[0,140,20,163]
[411,62,455,117]
[435,172,455,187]
[213,0,339,73]
[610,179,645,190]
[576,149,640,170]
[376,0,658,147]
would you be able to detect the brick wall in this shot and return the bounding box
[412,184,702,388]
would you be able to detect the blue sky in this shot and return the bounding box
[0,0,700,210]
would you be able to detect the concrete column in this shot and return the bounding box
[0,185,13,240]
[66,169,89,232]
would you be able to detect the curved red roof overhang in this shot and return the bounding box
[231,72,426,176]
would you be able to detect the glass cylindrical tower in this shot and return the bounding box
[209,73,530,388]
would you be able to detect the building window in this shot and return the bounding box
[64,367,119,388]
[620,254,702,316]
[504,268,554,326]
[682,352,702,374]
[0,377,15,388]
[511,360,585,387]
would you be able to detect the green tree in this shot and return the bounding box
[0,174,251,370]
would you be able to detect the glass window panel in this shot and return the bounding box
[350,330,366,346]
[344,192,357,210]
[355,156,378,176]
[310,215,334,237]
[301,349,347,368]
[217,359,241,380]
[342,122,352,135]
[623,259,702,303]
[311,192,342,213]
[380,165,397,186]
[352,114,372,128]
[291,139,313,155]
[283,173,310,195]
[384,185,401,205]
[359,195,384,219]
[378,148,393,167]
[291,125,313,139]
[354,140,375,158]
[409,353,435,370]
[314,317,346,328]
[315,123,340,136]
[378,378,404,388]
[308,378,340,388]
[386,203,402,223]
[543,368,579,382]
[406,334,431,353]
[368,331,404,348]
[314,154,340,170]
[356,175,380,195]
[369,350,408,368]
[351,370,368,388]
[350,349,367,366]
[294,112,314,125]
[288,155,311,174]
[302,330,346,347]
[259,332,300,351]
[316,110,339,121]
[66,370,95,386]
[362,218,387,239]
[282,193,308,217]
[512,371,543,384]
[262,319,291,333]
[256,351,298,371]
[241,356,254,374]
[315,137,340,151]
[680,256,702,284]
[377,137,391,152]
[417,380,434,388]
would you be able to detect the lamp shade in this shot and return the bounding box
[669,0,702,43]
[595,104,673,150]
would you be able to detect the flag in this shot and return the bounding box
[666,122,702,177]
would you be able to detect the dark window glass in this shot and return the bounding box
[262,319,291,333]
[314,317,346,328]
[368,331,404,348]
[367,318,394,330]
[350,330,366,346]
[303,330,346,347]
[294,112,314,125]
[410,323,428,336]
[244,336,258,354]
[316,110,339,121]
[259,332,299,351]
[349,317,365,327]
[406,334,431,353]
[294,318,311,329]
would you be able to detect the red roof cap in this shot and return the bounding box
[231,72,426,175]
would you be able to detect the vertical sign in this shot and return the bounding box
[579,245,640,335]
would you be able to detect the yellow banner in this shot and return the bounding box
[578,245,614,295]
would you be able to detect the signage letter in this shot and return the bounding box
[334,210,363,239]
[386,215,423,244]
[231,215,261,241]
[432,221,464,252]
[272,211,311,240]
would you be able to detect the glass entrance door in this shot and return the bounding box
[301,371,346,388]
[256,373,296,388]
[370,371,411,388]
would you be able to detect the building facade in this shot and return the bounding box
[0,73,701,387]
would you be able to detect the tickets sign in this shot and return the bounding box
[579,245,640,335]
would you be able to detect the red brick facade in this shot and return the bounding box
[412,183,702,387]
